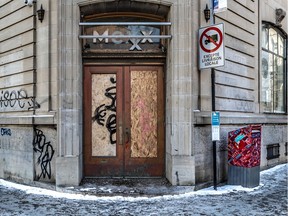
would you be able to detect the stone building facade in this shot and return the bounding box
[0,0,287,187]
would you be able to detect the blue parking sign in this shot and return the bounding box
[211,111,220,126]
[211,112,220,141]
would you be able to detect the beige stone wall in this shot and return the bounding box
[0,126,34,182]
[0,0,286,187]
[261,0,288,32]
[164,0,197,185]
[36,0,58,113]
[0,1,35,114]
[0,0,57,119]
[200,0,259,114]
[259,0,288,169]
[0,0,57,183]
[0,1,36,182]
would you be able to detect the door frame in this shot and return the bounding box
[83,66,124,176]
[123,66,165,177]
[83,64,166,178]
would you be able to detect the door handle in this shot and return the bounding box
[125,127,130,144]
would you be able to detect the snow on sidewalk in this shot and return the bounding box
[0,163,287,202]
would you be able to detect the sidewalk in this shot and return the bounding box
[56,177,196,197]
[1,163,287,198]
[54,163,287,197]
[0,164,287,215]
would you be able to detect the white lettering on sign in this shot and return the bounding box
[141,30,153,43]
[111,31,123,45]
[93,29,109,43]
[92,29,154,51]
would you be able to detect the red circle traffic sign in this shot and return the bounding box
[200,26,223,53]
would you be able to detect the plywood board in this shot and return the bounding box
[130,70,157,158]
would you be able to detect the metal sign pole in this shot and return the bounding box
[212,70,217,191]
[211,0,217,191]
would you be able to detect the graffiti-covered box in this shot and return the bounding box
[227,125,261,188]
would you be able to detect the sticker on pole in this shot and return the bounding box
[199,23,224,69]
[211,111,220,141]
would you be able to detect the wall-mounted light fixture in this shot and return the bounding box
[275,8,286,27]
[204,4,211,23]
[37,4,45,23]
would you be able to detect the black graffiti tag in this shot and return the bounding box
[1,128,12,136]
[0,89,40,110]
[28,98,41,110]
[92,104,106,126]
[0,90,26,108]
[104,85,116,112]
[92,77,117,144]
[33,128,55,180]
[106,114,116,144]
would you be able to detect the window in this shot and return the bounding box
[261,23,287,113]
[266,143,280,160]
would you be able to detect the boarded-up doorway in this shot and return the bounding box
[83,65,165,177]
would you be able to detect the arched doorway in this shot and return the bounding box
[80,2,170,178]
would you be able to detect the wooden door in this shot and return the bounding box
[83,66,164,177]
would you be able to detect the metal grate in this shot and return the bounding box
[266,143,280,160]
